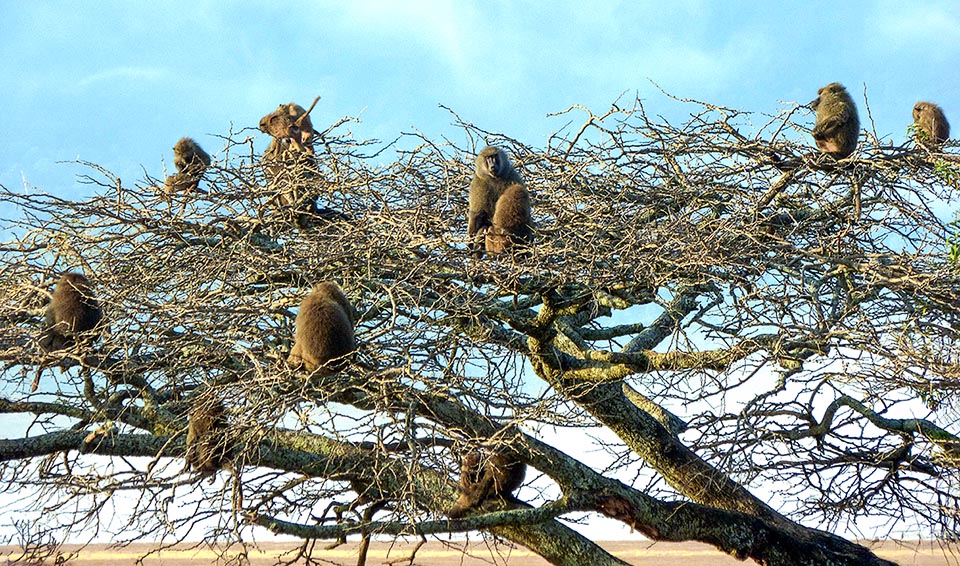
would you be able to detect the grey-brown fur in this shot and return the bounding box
[259,98,318,154]
[468,146,524,257]
[185,398,231,473]
[913,101,950,148]
[164,172,200,194]
[260,101,327,227]
[262,138,322,227]
[262,137,290,188]
[287,282,357,374]
[262,138,318,192]
[485,182,533,255]
[810,82,859,159]
[165,137,210,194]
[447,450,526,518]
[173,137,211,174]
[39,272,103,352]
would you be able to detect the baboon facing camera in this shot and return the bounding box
[468,146,527,257]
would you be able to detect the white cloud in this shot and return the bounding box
[76,66,170,89]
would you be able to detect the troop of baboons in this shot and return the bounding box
[36,88,951,514]
[809,82,950,158]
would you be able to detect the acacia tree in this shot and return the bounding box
[1,94,959,566]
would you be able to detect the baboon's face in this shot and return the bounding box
[60,273,92,294]
[819,83,846,98]
[260,114,283,134]
[461,451,483,483]
[811,83,846,110]
[479,147,507,178]
[485,153,501,176]
[913,103,928,122]
[260,113,294,139]
[817,139,842,154]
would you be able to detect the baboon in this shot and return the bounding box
[259,105,310,148]
[39,272,103,352]
[164,137,211,195]
[913,101,950,148]
[185,398,231,473]
[259,96,320,154]
[810,82,859,159]
[173,137,211,175]
[484,182,533,255]
[287,281,357,374]
[468,146,525,257]
[259,101,340,227]
[447,450,526,518]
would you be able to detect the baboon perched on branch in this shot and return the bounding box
[39,272,103,353]
[810,82,859,159]
[185,397,232,473]
[258,97,340,226]
[287,281,357,374]
[164,137,211,195]
[468,146,527,257]
[913,101,950,148]
[447,450,526,518]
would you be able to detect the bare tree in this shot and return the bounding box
[1,93,959,566]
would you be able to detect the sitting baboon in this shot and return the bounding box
[287,281,357,374]
[164,137,211,194]
[173,137,211,175]
[484,182,533,255]
[913,101,950,148]
[259,96,320,154]
[39,272,103,352]
[258,99,349,227]
[810,82,859,159]
[468,146,525,257]
[447,450,526,518]
[185,397,231,473]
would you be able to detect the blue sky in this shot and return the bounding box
[2,1,959,200]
